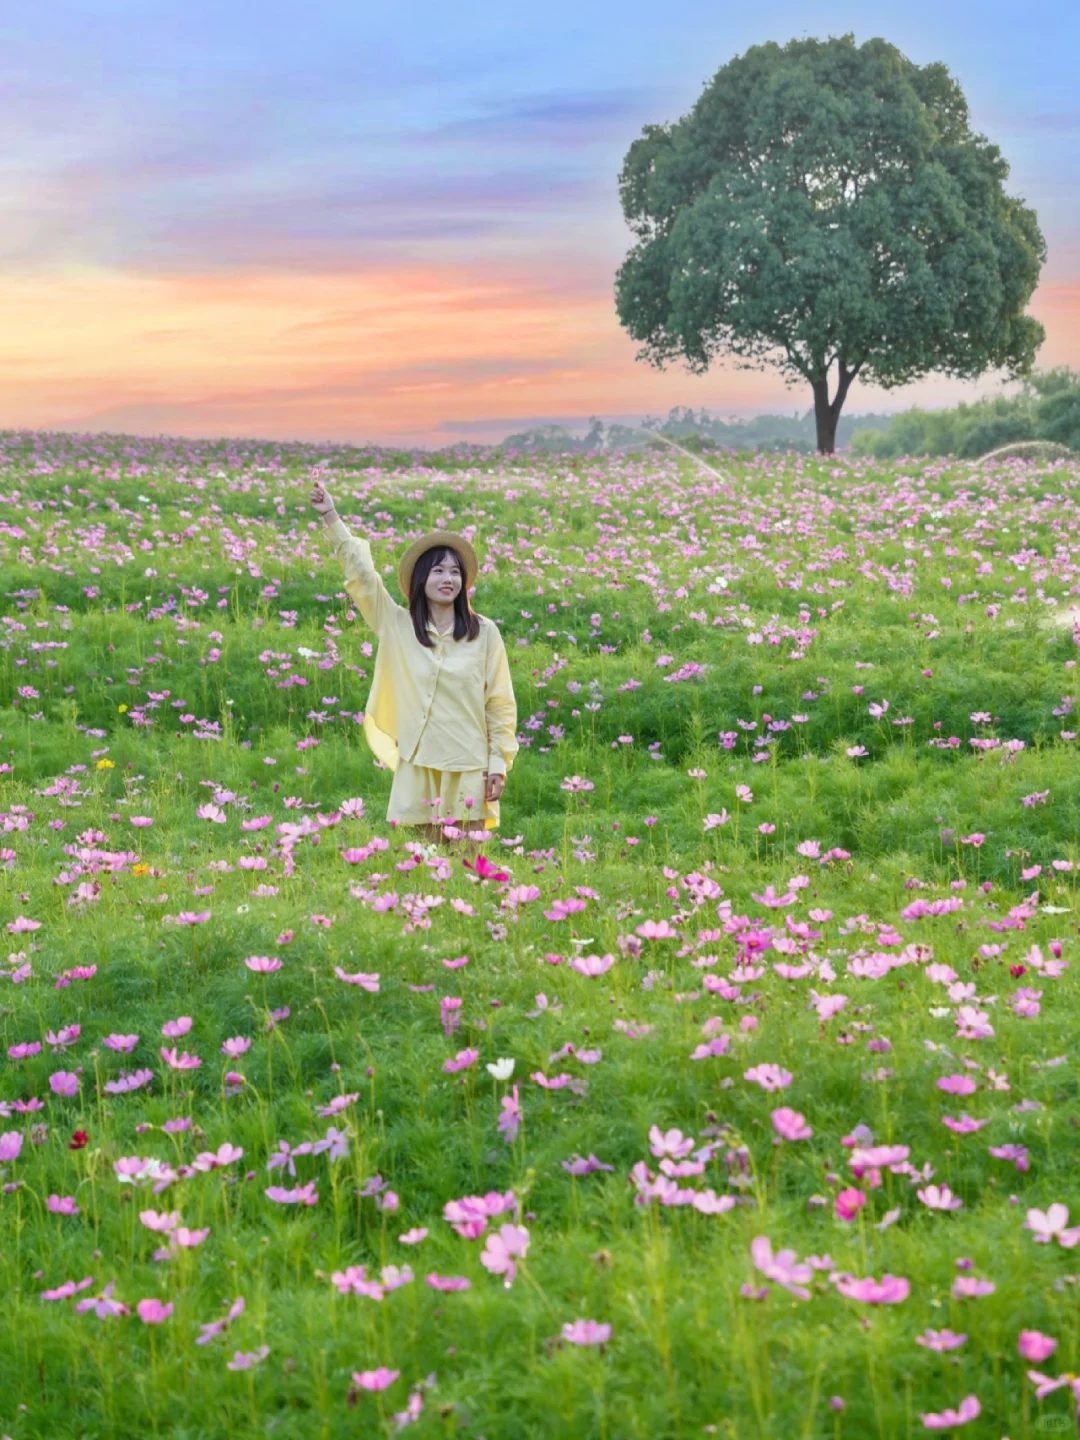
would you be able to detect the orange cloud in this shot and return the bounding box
[0,262,1075,446]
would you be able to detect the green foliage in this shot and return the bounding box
[614,33,1046,451]
[851,366,1080,458]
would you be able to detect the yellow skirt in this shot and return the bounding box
[387,761,499,831]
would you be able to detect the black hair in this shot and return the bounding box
[409,546,481,648]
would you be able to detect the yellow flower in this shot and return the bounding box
[96,758,115,770]
[132,863,150,875]
[118,704,128,713]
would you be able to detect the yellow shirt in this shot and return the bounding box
[324,514,519,777]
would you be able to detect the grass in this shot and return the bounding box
[0,430,1079,1437]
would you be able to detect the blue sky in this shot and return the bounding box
[1,0,1076,444]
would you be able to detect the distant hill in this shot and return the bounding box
[497,406,901,456]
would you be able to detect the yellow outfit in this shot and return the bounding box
[324,514,519,829]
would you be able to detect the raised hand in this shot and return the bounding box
[310,478,336,516]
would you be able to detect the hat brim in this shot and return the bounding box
[397,532,479,600]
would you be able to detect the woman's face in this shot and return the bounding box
[423,551,462,606]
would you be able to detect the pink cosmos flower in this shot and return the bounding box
[245,955,282,973]
[173,911,210,925]
[834,1189,866,1222]
[136,1298,173,1324]
[48,1071,79,1097]
[480,1224,530,1287]
[352,1368,399,1392]
[334,967,380,990]
[161,1017,192,1039]
[227,1346,270,1371]
[41,1276,94,1301]
[744,1064,793,1091]
[398,1228,428,1245]
[648,1127,695,1159]
[7,916,42,933]
[951,1276,995,1298]
[266,1182,318,1206]
[425,1274,471,1292]
[130,816,154,828]
[835,1274,910,1304]
[74,1281,130,1318]
[1025,1204,1080,1247]
[917,1185,963,1211]
[160,1048,201,1071]
[562,1319,613,1346]
[196,1295,245,1344]
[443,1049,479,1073]
[103,1034,140,1052]
[919,1394,980,1429]
[570,953,615,977]
[47,1194,80,1215]
[750,1237,813,1300]
[937,1075,977,1095]
[915,1329,967,1351]
[0,1131,24,1162]
[771,1107,812,1141]
[1018,1330,1057,1362]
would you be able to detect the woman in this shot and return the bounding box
[309,478,518,841]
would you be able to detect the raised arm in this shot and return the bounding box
[309,477,394,636]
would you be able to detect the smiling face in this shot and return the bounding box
[422,549,463,607]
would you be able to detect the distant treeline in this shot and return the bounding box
[496,367,1080,458]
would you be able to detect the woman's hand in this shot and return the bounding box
[484,773,506,803]
[310,478,336,517]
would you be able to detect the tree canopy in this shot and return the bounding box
[614,34,1047,453]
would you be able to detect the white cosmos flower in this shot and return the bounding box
[486,1058,515,1081]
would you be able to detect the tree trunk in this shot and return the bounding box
[811,359,858,455]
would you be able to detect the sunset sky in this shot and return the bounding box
[2,0,1077,448]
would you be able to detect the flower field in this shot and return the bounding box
[2,431,1080,1437]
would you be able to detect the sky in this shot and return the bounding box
[1,0,1077,449]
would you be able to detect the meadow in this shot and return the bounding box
[1,430,1080,1438]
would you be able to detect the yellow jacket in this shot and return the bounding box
[324,514,519,777]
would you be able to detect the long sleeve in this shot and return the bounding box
[483,622,519,777]
[323,513,395,637]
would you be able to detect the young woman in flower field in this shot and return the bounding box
[309,476,518,841]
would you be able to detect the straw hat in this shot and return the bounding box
[397,531,479,599]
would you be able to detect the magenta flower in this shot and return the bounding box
[951,1276,995,1299]
[835,1274,910,1304]
[443,1048,479,1074]
[936,1075,977,1095]
[1018,1330,1057,1362]
[266,1182,319,1206]
[136,1298,174,1324]
[160,1047,201,1071]
[196,1295,245,1344]
[173,911,210,925]
[41,1276,94,1301]
[47,1194,81,1215]
[227,1346,270,1371]
[834,1189,866,1222]
[917,1185,963,1211]
[497,1085,523,1144]
[74,1281,130,1318]
[0,1131,24,1162]
[425,1273,471,1292]
[771,1107,812,1141]
[744,1064,793,1091]
[1025,1204,1080,1247]
[480,1224,530,1288]
[919,1394,979,1429]
[161,1017,192,1039]
[48,1071,80,1097]
[245,955,282,973]
[915,1329,967,1352]
[334,967,380,990]
[562,1319,612,1346]
[750,1236,813,1300]
[352,1368,399,1392]
[103,1034,140,1052]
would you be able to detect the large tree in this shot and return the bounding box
[614,34,1047,454]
